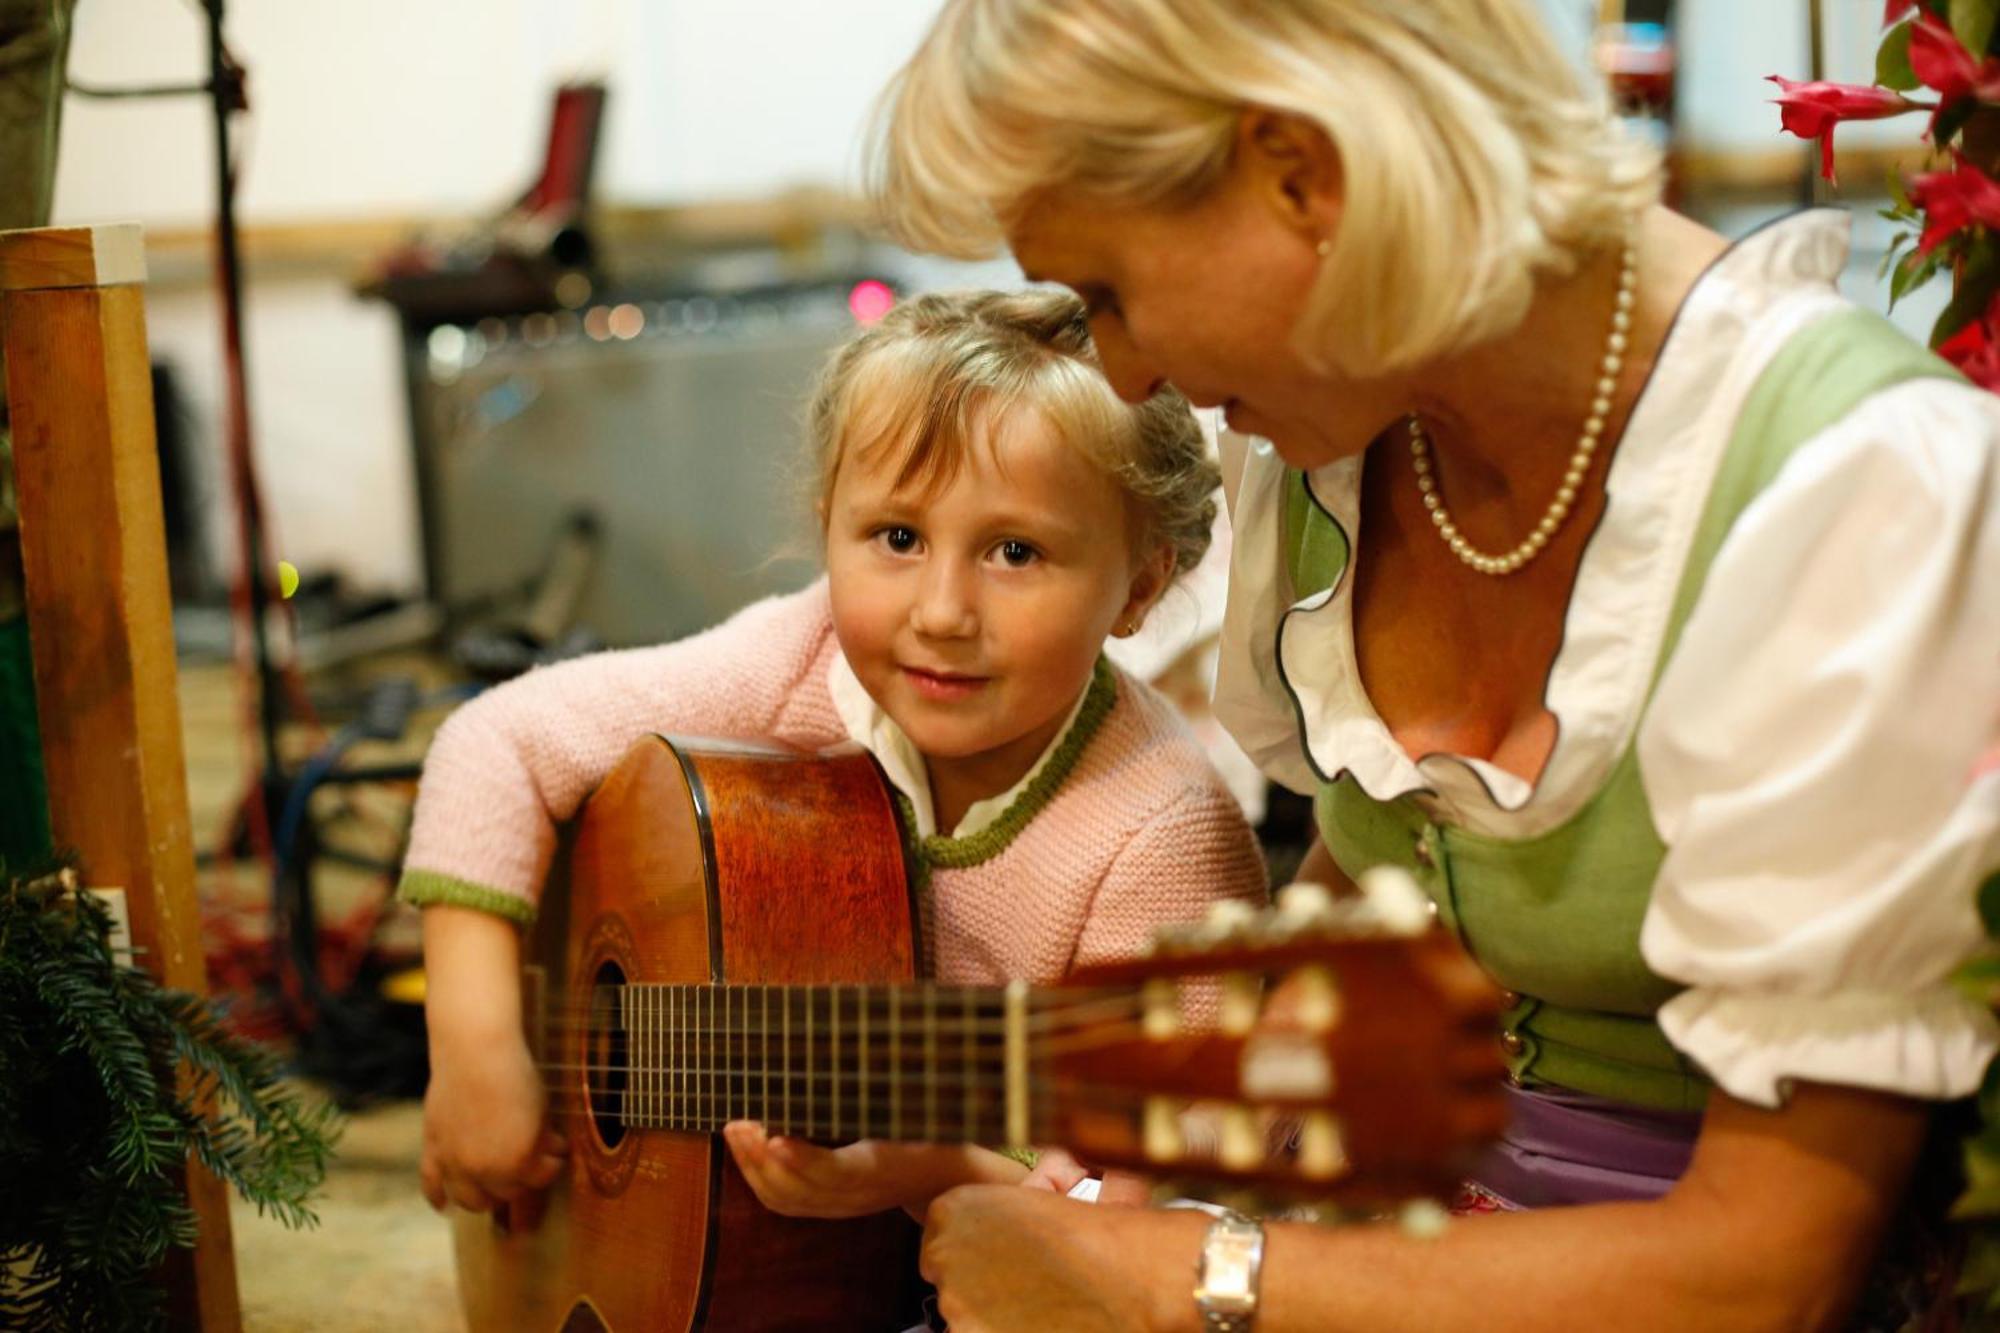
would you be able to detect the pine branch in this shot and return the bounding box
[0,859,342,1330]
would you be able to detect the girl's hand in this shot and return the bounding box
[721,1122,1023,1221]
[1018,1148,1153,1205]
[420,1026,566,1213]
[1019,1147,1089,1194]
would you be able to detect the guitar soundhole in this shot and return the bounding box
[586,963,628,1149]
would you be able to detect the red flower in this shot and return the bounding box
[1938,312,2000,392]
[1908,157,2000,250]
[1909,13,2000,108]
[1767,76,1925,182]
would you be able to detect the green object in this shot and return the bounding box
[1293,309,1961,1110]
[398,867,538,924]
[0,860,341,1331]
[0,612,50,865]
[0,0,83,874]
[908,655,1115,873]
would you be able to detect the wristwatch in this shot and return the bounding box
[1193,1210,1265,1333]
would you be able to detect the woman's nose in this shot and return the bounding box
[1092,324,1166,404]
[911,558,979,638]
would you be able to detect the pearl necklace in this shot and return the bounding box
[1409,228,1638,577]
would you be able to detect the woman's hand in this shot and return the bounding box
[420,1024,566,1213]
[721,1122,1026,1220]
[922,1186,1204,1333]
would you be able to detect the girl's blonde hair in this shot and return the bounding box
[808,288,1216,575]
[869,0,1663,378]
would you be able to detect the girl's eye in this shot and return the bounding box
[878,526,920,554]
[994,539,1040,568]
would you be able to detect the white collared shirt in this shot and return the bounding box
[826,652,1095,841]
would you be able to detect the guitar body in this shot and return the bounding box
[454,736,924,1332]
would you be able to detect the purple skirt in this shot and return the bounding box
[1463,1083,1701,1210]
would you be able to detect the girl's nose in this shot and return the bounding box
[911,558,979,639]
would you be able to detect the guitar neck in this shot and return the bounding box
[594,981,1116,1148]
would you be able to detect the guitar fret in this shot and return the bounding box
[888,987,902,1142]
[830,986,842,1141]
[856,987,870,1141]
[962,987,977,1144]
[805,987,816,1139]
[760,985,771,1127]
[923,985,938,1142]
[783,986,794,1136]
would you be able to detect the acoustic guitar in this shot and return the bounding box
[451,735,1505,1332]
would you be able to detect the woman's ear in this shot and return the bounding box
[1235,109,1343,244]
[1115,543,1179,637]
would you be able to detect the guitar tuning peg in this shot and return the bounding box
[1297,1111,1349,1181]
[1275,881,1337,923]
[1219,1105,1262,1172]
[1356,866,1436,936]
[1397,1198,1450,1240]
[1293,965,1342,1034]
[1143,1095,1186,1163]
[1204,897,1258,942]
[1220,971,1260,1036]
[1142,975,1180,1040]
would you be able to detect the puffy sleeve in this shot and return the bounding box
[1639,379,2000,1106]
[398,581,837,922]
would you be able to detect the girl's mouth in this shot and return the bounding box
[901,665,989,701]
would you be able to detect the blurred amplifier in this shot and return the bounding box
[413,279,897,646]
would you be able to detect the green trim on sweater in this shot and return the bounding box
[397,869,536,925]
[913,657,1118,872]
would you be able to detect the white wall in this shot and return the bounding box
[55,0,944,226]
[47,1,1916,600]
[53,1,949,599]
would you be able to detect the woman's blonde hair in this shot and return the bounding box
[808,288,1216,575]
[869,0,1663,377]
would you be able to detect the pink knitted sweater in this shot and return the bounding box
[399,580,1268,984]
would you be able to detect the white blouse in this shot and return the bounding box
[1213,210,2000,1107]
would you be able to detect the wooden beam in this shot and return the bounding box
[0,221,243,1332]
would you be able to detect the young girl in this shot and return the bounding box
[401,289,1269,1222]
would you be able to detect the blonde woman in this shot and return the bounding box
[874,1,2000,1328]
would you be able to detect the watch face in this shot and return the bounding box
[1198,1228,1262,1309]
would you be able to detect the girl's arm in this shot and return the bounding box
[401,582,837,923]
[418,907,566,1212]
[920,1080,1928,1332]
[410,584,837,1209]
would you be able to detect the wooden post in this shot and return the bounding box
[1,223,243,1331]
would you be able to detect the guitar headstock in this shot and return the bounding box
[1044,868,1507,1205]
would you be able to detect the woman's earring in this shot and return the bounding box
[1315,237,1332,258]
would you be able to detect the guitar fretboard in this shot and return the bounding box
[595,982,1077,1147]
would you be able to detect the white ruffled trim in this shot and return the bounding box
[1212,210,1860,835]
[1657,986,2000,1108]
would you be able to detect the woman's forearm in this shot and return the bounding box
[1138,1082,1925,1333]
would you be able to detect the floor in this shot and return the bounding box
[177,647,466,1332]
